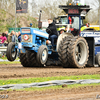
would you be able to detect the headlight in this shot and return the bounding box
[23,34,29,41]
[21,35,32,42]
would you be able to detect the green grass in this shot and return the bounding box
[0,57,20,64]
[0,57,19,60]
[0,74,100,86]
[0,61,20,65]
[0,56,8,60]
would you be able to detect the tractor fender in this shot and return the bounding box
[56,32,73,52]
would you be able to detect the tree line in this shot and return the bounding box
[0,0,99,32]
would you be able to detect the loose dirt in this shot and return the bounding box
[1,85,100,100]
[0,64,100,79]
[0,64,100,100]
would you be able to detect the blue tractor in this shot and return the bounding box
[6,4,100,68]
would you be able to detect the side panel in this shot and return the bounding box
[95,46,100,55]
[85,37,94,66]
[80,31,100,45]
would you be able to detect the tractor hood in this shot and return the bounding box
[20,27,49,39]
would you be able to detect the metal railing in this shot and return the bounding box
[0,47,7,52]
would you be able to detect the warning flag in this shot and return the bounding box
[16,0,28,13]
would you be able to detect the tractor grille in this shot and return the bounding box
[21,35,32,43]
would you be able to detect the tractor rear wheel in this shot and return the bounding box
[67,36,89,68]
[6,42,17,61]
[58,36,73,68]
[26,50,39,67]
[37,45,48,66]
[19,53,31,67]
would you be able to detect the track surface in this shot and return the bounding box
[0,64,100,100]
[0,64,100,79]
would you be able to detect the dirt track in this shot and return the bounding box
[1,85,100,100]
[0,64,100,79]
[0,64,100,100]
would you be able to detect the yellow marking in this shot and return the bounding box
[90,27,100,31]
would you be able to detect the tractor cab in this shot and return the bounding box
[55,5,90,36]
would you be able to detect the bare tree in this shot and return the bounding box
[39,0,66,20]
[66,0,73,5]
[88,0,99,24]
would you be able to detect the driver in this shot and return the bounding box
[46,18,58,50]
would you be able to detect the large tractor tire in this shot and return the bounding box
[26,50,39,67]
[6,42,17,61]
[58,36,73,68]
[95,54,100,66]
[37,45,48,66]
[19,53,31,67]
[67,36,89,68]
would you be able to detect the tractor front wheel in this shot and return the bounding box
[37,45,48,66]
[6,42,17,61]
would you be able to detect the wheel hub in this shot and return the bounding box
[75,41,87,65]
[42,49,47,61]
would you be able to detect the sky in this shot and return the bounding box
[29,0,98,9]
[29,0,94,5]
[28,0,98,21]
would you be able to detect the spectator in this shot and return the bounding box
[18,31,21,42]
[12,31,15,42]
[0,33,1,37]
[59,29,65,34]
[11,31,18,43]
[7,32,13,44]
[0,33,7,46]
[5,31,8,38]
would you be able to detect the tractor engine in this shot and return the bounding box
[20,28,49,53]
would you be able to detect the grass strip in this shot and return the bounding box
[0,74,100,86]
[0,57,20,64]
[0,57,19,60]
[0,57,7,60]
[0,61,20,65]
